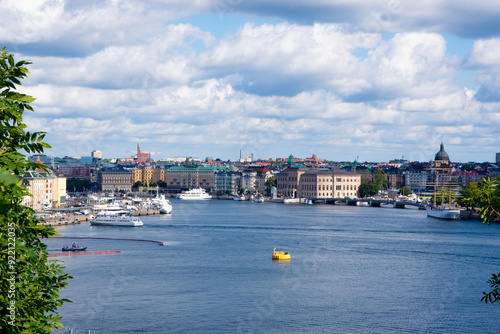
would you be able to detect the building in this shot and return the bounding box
[240,169,258,193]
[432,142,454,190]
[91,150,102,159]
[132,166,166,186]
[277,167,361,198]
[215,171,241,194]
[387,170,404,189]
[404,164,432,192]
[497,152,500,165]
[166,165,228,191]
[22,167,67,210]
[298,170,361,198]
[276,166,308,198]
[451,170,482,188]
[98,169,132,191]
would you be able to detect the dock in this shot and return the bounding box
[40,209,161,226]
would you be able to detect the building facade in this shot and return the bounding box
[277,168,361,198]
[22,169,67,210]
[166,165,228,191]
[98,169,133,191]
[215,171,241,194]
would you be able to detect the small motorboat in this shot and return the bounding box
[272,248,290,261]
[62,242,87,252]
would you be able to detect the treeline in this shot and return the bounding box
[67,178,92,192]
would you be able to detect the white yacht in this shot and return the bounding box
[156,194,172,214]
[426,207,460,220]
[90,207,143,226]
[176,188,212,200]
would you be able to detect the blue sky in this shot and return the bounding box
[1,0,500,162]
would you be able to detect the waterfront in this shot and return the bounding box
[49,200,500,333]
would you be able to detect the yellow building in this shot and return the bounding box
[132,167,166,186]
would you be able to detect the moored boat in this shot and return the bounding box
[426,207,460,220]
[176,188,212,200]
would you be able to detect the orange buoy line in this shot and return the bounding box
[48,250,121,257]
[51,236,166,246]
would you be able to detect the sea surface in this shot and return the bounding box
[49,199,500,333]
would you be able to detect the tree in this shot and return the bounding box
[358,183,379,198]
[66,178,92,192]
[265,176,276,195]
[461,163,475,171]
[399,186,411,196]
[372,169,388,189]
[461,177,500,304]
[0,48,72,332]
[133,181,143,188]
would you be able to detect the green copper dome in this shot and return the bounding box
[435,142,450,161]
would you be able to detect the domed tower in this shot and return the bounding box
[434,142,450,167]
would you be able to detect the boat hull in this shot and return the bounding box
[426,207,460,220]
[90,220,143,227]
[62,247,87,252]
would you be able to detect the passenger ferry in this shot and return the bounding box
[176,188,212,200]
[90,208,144,226]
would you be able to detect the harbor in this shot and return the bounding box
[49,200,500,333]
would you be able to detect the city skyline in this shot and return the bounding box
[1,1,500,161]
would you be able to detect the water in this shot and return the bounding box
[49,200,500,333]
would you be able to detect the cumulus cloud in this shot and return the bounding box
[2,0,499,161]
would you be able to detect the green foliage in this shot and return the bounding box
[265,176,276,195]
[66,178,92,192]
[399,186,411,196]
[466,177,500,304]
[458,183,483,209]
[372,169,389,189]
[133,181,143,187]
[0,48,72,333]
[482,273,500,304]
[358,182,379,198]
[157,180,166,188]
[461,163,475,171]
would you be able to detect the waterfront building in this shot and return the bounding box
[132,166,166,186]
[256,169,274,194]
[240,169,258,193]
[98,169,133,192]
[22,166,67,210]
[215,171,241,194]
[298,170,361,198]
[277,167,360,198]
[166,165,228,191]
[276,166,308,198]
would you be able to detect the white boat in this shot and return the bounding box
[90,210,144,226]
[158,195,172,214]
[176,188,212,200]
[426,207,460,220]
[233,195,246,201]
[254,197,265,203]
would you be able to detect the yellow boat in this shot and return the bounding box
[272,248,290,261]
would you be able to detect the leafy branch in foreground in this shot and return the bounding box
[463,177,500,304]
[0,47,72,333]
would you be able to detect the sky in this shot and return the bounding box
[1,0,500,163]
